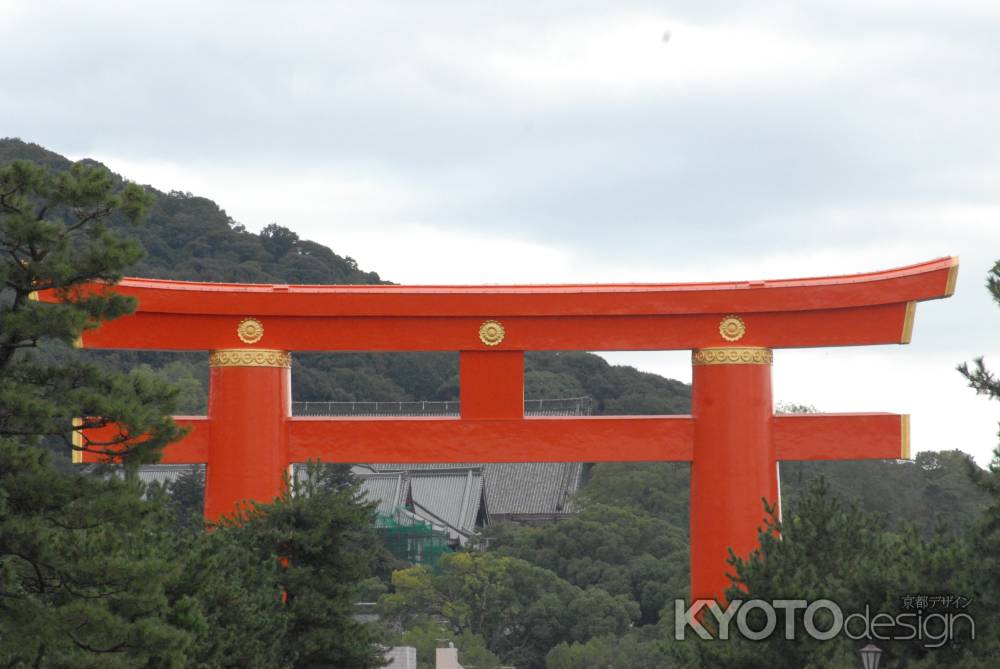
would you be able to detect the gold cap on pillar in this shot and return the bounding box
[209,349,291,368]
[692,347,773,366]
[71,417,84,464]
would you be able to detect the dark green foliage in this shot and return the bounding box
[0,157,183,465]
[162,517,288,668]
[668,479,983,668]
[960,450,1000,664]
[0,154,210,666]
[0,440,195,667]
[577,461,691,523]
[378,552,635,669]
[291,352,458,403]
[218,466,388,669]
[780,452,991,535]
[526,352,691,415]
[545,633,666,669]
[0,138,382,286]
[958,261,1000,411]
[0,443,382,668]
[394,621,502,669]
[1,151,387,667]
[165,465,206,533]
[156,466,387,668]
[484,463,693,636]
[291,350,692,412]
[953,259,1000,663]
[487,452,991,650]
[490,504,687,625]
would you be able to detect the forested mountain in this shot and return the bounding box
[0,137,692,416]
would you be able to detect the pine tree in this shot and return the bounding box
[220,464,389,668]
[0,159,197,665]
[0,440,197,667]
[956,259,1000,663]
[0,159,183,463]
[1,158,390,667]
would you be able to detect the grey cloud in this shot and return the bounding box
[2,0,998,269]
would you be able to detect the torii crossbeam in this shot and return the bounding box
[57,257,957,602]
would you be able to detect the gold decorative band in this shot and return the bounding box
[692,347,773,366]
[71,417,83,464]
[209,349,291,368]
[901,414,911,459]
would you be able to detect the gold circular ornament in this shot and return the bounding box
[478,320,505,346]
[719,315,746,342]
[692,347,772,366]
[237,318,264,344]
[209,349,291,368]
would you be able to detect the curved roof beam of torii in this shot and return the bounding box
[42,256,957,352]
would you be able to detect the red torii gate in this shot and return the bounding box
[64,257,956,602]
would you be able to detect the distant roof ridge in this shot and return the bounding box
[359,466,484,476]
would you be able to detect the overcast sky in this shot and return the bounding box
[2,1,999,464]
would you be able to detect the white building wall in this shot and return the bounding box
[383,646,418,669]
[435,645,464,669]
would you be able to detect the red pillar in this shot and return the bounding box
[689,347,777,602]
[204,348,291,522]
[460,351,524,420]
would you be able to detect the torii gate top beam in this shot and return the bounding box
[71,257,957,351]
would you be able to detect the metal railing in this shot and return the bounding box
[292,396,592,417]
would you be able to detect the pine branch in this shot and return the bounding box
[958,358,1000,401]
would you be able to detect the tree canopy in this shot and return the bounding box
[0,156,386,667]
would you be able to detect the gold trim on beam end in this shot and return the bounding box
[692,347,773,366]
[945,256,959,297]
[901,302,917,344]
[71,417,83,464]
[900,415,911,460]
[209,349,291,368]
[27,290,39,301]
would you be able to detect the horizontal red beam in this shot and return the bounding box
[773,413,909,461]
[45,257,956,319]
[286,416,695,463]
[78,412,909,466]
[73,417,210,464]
[77,302,915,351]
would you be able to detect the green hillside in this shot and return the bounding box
[0,138,382,285]
[0,138,691,415]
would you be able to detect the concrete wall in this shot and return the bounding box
[435,645,464,669]
[383,646,417,669]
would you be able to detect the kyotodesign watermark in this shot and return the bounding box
[675,596,975,649]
